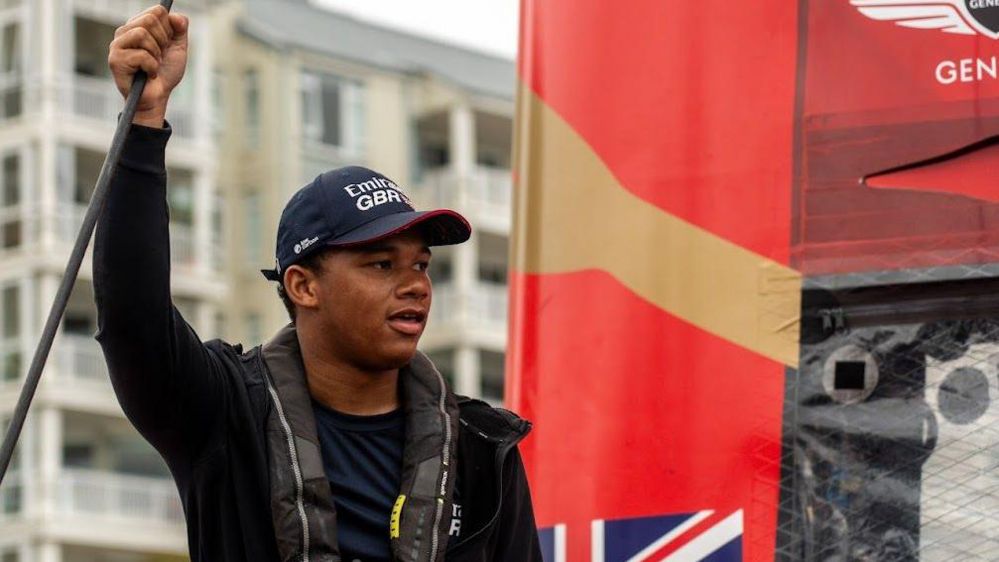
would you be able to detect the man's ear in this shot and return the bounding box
[283,265,321,313]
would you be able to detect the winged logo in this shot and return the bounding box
[851,1,999,39]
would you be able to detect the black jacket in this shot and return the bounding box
[93,123,543,562]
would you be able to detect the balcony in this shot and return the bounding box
[51,334,110,388]
[35,335,118,415]
[430,282,508,334]
[72,0,153,18]
[62,74,194,138]
[42,467,189,553]
[414,167,512,233]
[56,468,184,525]
[51,203,202,272]
[0,467,187,551]
[0,336,118,415]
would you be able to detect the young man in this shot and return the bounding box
[96,6,542,561]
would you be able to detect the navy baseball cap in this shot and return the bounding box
[260,166,471,282]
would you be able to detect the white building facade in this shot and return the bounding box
[0,0,222,560]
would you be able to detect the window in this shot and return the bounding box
[214,311,226,340]
[1,23,20,75]
[480,350,505,403]
[62,313,94,336]
[72,147,103,204]
[244,69,260,148]
[1,284,20,382]
[167,168,195,226]
[0,417,20,516]
[212,190,225,270]
[425,349,455,389]
[73,17,115,78]
[301,71,365,152]
[111,435,170,477]
[2,153,17,206]
[1,222,18,249]
[2,286,18,338]
[419,144,449,169]
[245,312,262,346]
[211,67,226,138]
[0,152,19,250]
[63,443,95,468]
[478,263,507,285]
[428,249,453,284]
[0,22,21,119]
[1,349,18,382]
[0,484,19,514]
[243,192,262,264]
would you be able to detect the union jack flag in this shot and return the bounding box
[540,509,743,562]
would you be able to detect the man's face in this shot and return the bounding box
[310,229,433,371]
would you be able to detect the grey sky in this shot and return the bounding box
[310,0,519,59]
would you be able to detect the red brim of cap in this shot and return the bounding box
[327,208,472,248]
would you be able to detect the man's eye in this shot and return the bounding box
[415,262,430,272]
[372,260,392,270]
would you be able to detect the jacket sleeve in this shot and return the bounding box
[492,446,544,561]
[93,122,226,463]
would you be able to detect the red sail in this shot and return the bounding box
[509,1,999,560]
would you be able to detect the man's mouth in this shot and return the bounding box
[387,308,427,336]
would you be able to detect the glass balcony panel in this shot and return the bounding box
[414,166,512,230]
[55,203,198,269]
[66,74,193,138]
[429,282,508,330]
[52,334,109,386]
[57,468,184,525]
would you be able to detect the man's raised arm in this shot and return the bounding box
[93,5,224,462]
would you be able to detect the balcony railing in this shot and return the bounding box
[415,167,512,229]
[51,334,110,387]
[171,222,195,268]
[468,282,509,327]
[52,203,201,270]
[73,0,150,18]
[430,282,508,330]
[57,468,184,525]
[63,74,193,137]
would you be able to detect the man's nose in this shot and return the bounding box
[397,269,430,300]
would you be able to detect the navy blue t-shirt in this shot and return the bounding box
[313,401,405,562]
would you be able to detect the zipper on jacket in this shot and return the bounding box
[445,420,530,554]
[428,366,453,562]
[263,363,311,562]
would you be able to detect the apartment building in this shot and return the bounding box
[0,0,228,559]
[0,0,514,560]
